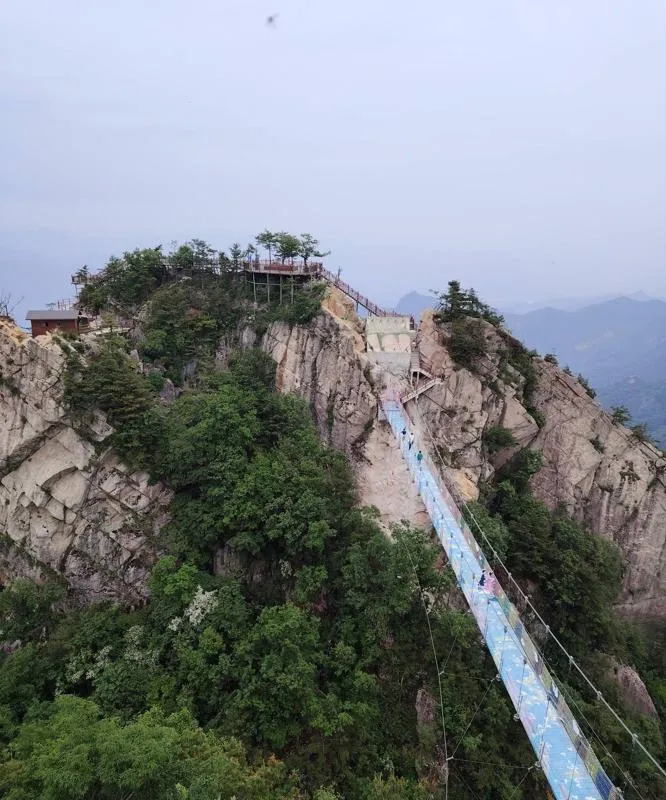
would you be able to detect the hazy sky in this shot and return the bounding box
[2,0,665,320]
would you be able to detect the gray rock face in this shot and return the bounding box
[0,320,171,603]
[609,661,658,717]
[530,362,666,617]
[407,312,666,618]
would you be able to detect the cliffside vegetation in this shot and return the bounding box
[469,443,666,797]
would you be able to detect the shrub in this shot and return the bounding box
[483,426,517,454]
[530,409,546,428]
[631,423,654,444]
[577,374,597,398]
[611,405,631,426]
[544,353,558,364]
[63,336,159,465]
[262,282,326,326]
[590,435,605,453]
[448,318,487,368]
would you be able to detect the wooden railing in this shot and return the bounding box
[314,265,401,317]
[71,258,402,318]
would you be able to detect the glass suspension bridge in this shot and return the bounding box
[381,390,665,800]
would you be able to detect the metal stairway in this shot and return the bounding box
[401,376,443,404]
[381,391,622,800]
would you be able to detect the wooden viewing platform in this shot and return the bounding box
[72,259,402,317]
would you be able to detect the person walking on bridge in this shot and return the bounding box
[408,432,415,451]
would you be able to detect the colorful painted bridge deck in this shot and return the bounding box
[382,397,621,800]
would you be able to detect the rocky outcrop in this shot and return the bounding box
[4,285,665,618]
[259,297,666,617]
[407,311,539,500]
[530,362,666,617]
[260,289,428,531]
[0,319,171,604]
[608,661,658,717]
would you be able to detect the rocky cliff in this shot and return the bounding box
[259,290,429,532]
[407,311,666,618]
[0,319,171,604]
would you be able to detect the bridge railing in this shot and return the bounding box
[383,390,621,800]
[315,265,402,317]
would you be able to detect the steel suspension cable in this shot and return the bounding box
[536,646,651,800]
[449,675,501,760]
[407,390,666,784]
[398,530,450,800]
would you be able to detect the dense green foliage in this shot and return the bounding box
[3,347,548,799]
[434,281,505,371]
[447,318,487,369]
[1,697,299,800]
[474,450,666,797]
[434,281,504,327]
[78,247,170,313]
[75,241,328,386]
[62,336,158,465]
[139,277,243,382]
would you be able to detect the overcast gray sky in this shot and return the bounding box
[2,0,665,319]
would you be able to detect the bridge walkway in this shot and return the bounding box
[383,395,620,800]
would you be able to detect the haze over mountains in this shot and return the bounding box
[396,291,666,446]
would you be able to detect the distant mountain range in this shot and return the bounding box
[503,297,666,446]
[395,291,666,445]
[395,290,663,318]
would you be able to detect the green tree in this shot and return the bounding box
[482,426,517,454]
[611,405,631,425]
[276,232,302,264]
[433,281,504,326]
[255,229,279,263]
[63,336,158,464]
[299,233,330,266]
[0,579,65,643]
[229,242,244,268]
[91,247,168,309]
[231,604,321,748]
[0,696,298,800]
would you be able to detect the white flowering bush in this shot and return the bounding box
[124,625,157,665]
[167,586,219,633]
[63,644,112,685]
[183,586,218,627]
